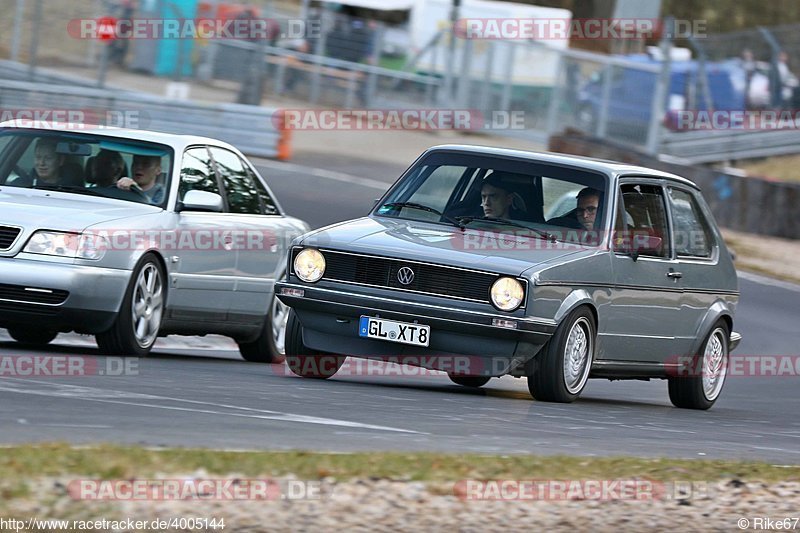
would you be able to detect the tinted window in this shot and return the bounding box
[669,188,713,258]
[210,147,260,215]
[179,147,219,199]
[615,183,670,258]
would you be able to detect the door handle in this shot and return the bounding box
[667,271,683,279]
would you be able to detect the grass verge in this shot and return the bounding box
[1,444,798,485]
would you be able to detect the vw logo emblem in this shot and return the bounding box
[397,266,415,285]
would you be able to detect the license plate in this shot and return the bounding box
[358,316,430,347]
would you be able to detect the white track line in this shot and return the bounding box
[0,379,423,434]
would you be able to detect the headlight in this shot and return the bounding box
[294,248,325,283]
[490,277,525,312]
[23,231,107,260]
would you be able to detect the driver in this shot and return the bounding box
[480,172,527,219]
[116,154,165,204]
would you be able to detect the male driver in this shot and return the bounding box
[116,154,165,203]
[480,172,529,219]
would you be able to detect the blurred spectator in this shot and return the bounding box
[777,51,799,109]
[740,48,756,109]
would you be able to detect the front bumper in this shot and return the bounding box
[0,257,131,333]
[276,281,557,376]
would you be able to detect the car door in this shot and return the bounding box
[208,146,283,323]
[666,185,720,356]
[602,180,683,363]
[167,146,235,322]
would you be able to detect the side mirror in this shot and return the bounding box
[177,190,224,213]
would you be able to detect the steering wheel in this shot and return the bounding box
[7,165,31,185]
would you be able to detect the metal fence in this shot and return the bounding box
[0,78,287,159]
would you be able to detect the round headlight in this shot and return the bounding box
[490,277,524,312]
[294,248,326,283]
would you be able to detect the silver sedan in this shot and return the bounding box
[0,123,308,362]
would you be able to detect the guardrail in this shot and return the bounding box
[0,78,290,160]
[661,128,800,164]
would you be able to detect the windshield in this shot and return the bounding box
[0,130,174,207]
[373,152,609,245]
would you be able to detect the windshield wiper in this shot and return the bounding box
[381,202,465,229]
[32,184,103,197]
[456,216,558,242]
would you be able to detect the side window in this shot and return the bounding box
[669,188,713,259]
[248,166,280,215]
[615,183,671,258]
[209,147,260,215]
[179,147,220,200]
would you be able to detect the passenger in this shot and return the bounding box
[10,138,69,187]
[548,187,601,230]
[480,172,527,219]
[116,154,165,204]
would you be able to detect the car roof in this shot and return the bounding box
[0,121,239,153]
[425,144,700,189]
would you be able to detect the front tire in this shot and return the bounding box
[528,306,595,403]
[284,309,345,379]
[238,287,289,364]
[668,321,729,410]
[96,254,165,356]
[7,327,58,346]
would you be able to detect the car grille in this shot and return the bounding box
[302,249,503,304]
[0,226,22,250]
[0,284,69,305]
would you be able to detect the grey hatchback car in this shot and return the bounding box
[276,145,741,409]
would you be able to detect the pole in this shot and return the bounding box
[11,0,25,62]
[27,0,42,80]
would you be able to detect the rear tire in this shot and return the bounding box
[284,310,345,379]
[528,306,595,403]
[7,327,57,346]
[668,321,729,410]
[238,286,289,364]
[96,254,165,356]
[448,374,490,388]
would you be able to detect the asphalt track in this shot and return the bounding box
[1,155,798,462]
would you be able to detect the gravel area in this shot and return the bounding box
[5,475,800,532]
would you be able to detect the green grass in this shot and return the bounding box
[1,444,798,484]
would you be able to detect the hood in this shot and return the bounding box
[301,217,594,277]
[0,188,159,233]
